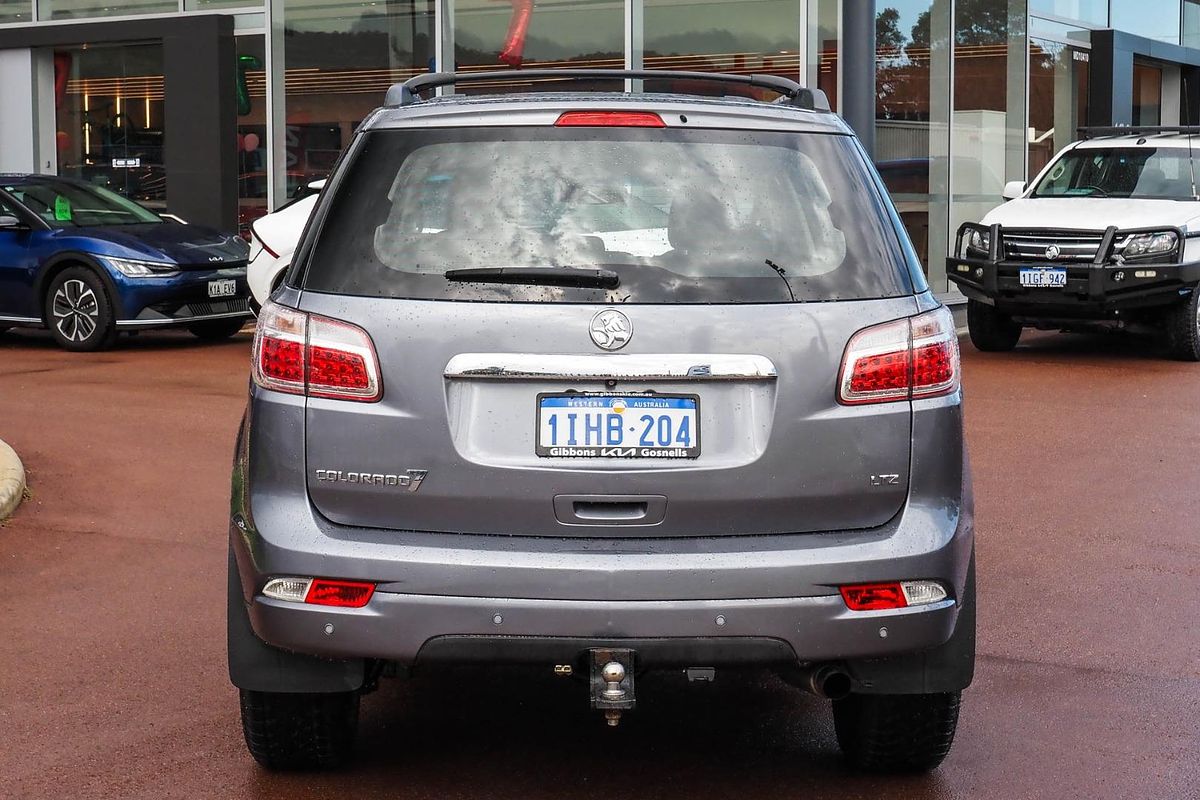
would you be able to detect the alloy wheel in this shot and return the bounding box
[51,279,100,343]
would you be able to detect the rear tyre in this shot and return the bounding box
[239,688,360,770]
[44,267,118,352]
[1163,289,1200,361]
[967,299,1021,352]
[188,317,248,341]
[833,691,961,773]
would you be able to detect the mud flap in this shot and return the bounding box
[227,546,366,693]
[845,552,976,695]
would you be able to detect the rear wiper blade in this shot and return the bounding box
[443,266,620,289]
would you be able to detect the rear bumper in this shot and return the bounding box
[246,586,960,666]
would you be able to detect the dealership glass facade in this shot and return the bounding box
[3,0,1200,292]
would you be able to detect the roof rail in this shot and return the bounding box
[1077,125,1200,139]
[384,69,831,112]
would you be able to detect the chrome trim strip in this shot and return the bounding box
[115,311,253,328]
[0,315,42,324]
[445,354,778,381]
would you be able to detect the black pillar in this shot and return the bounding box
[841,0,876,157]
[1089,30,1134,127]
[164,15,237,233]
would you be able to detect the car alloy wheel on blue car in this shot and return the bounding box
[0,175,251,351]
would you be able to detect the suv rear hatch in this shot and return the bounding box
[286,117,924,537]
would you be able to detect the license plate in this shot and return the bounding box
[1019,268,1067,288]
[208,279,237,298]
[536,394,700,458]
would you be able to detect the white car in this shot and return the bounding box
[948,128,1200,360]
[247,181,324,312]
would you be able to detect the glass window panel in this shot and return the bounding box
[0,1,31,23]
[282,0,435,208]
[189,0,263,8]
[54,43,167,210]
[1184,0,1200,48]
[38,0,176,20]
[453,0,623,94]
[1111,1,1182,44]
[949,0,1026,289]
[642,0,801,99]
[1029,0,1107,25]
[1028,38,1089,179]
[1029,14,1094,44]
[874,1,950,278]
[235,35,266,238]
[810,0,839,111]
[1133,63,1164,125]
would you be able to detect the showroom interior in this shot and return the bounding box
[3,0,1200,295]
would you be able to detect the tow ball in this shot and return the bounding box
[589,649,635,727]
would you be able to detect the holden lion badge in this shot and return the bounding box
[589,309,632,351]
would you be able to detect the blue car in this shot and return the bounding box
[0,175,251,351]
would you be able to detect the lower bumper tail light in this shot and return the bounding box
[840,580,948,611]
[262,577,375,608]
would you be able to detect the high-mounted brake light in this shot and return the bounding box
[262,577,376,608]
[555,111,666,128]
[840,580,948,611]
[837,306,960,405]
[252,301,382,402]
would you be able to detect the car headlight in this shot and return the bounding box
[963,229,990,257]
[102,256,180,277]
[1122,231,1178,260]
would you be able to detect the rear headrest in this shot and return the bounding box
[667,190,733,253]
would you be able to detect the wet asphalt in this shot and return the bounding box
[0,325,1196,799]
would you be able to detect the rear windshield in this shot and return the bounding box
[299,126,911,303]
[1033,147,1197,199]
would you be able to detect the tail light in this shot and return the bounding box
[252,301,382,402]
[262,576,376,608]
[837,306,960,405]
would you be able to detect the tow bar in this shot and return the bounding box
[589,648,635,727]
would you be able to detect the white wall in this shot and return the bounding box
[0,48,57,175]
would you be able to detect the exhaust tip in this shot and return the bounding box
[819,669,852,700]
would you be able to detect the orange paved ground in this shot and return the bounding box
[1,325,1197,799]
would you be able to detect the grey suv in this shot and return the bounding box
[228,69,975,774]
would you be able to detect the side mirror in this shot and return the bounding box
[0,214,22,229]
[307,179,327,191]
[1002,180,1026,201]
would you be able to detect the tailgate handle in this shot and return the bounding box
[575,501,647,520]
[554,495,667,526]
